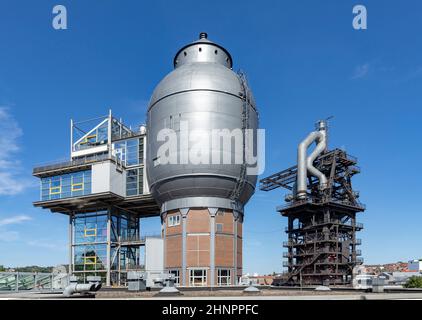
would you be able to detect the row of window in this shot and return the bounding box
[166,215,224,232]
[168,269,232,286]
[41,165,145,201]
[41,170,91,201]
[168,215,181,227]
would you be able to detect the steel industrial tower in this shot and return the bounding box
[260,121,365,286]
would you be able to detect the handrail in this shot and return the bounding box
[33,154,118,174]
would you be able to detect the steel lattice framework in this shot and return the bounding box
[260,148,365,286]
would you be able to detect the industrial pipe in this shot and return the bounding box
[63,283,96,297]
[296,121,328,199]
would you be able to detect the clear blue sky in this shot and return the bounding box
[0,0,421,274]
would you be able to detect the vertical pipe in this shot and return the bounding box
[208,208,218,287]
[180,208,189,286]
[297,139,309,199]
[233,212,238,285]
[162,214,167,273]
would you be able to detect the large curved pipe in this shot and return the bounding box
[63,283,96,297]
[297,122,328,199]
[306,130,327,190]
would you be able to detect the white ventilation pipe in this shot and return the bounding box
[296,121,328,199]
[63,283,95,297]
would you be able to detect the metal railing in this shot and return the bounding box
[120,233,161,243]
[33,153,115,174]
[285,221,364,232]
[0,272,63,292]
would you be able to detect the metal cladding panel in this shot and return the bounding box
[149,63,244,109]
[91,162,111,194]
[91,161,125,197]
[145,237,164,272]
[147,35,258,208]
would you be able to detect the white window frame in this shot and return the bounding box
[189,268,207,287]
[217,268,231,286]
[216,223,223,233]
[168,215,181,227]
[168,269,180,286]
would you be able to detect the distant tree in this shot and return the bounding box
[14,266,54,273]
[0,265,5,272]
[404,276,422,288]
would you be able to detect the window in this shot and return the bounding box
[74,119,109,151]
[126,168,143,196]
[189,269,207,287]
[113,138,143,167]
[126,138,139,166]
[218,269,231,286]
[216,223,223,233]
[84,228,97,237]
[169,269,180,286]
[138,138,144,164]
[72,175,84,192]
[168,215,181,227]
[83,255,97,265]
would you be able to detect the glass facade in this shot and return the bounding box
[126,168,144,196]
[72,209,141,286]
[40,170,91,201]
[113,137,144,167]
[74,119,109,151]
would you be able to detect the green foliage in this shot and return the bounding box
[0,265,54,273]
[15,266,54,273]
[404,276,422,288]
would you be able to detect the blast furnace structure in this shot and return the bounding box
[147,33,259,286]
[260,121,365,286]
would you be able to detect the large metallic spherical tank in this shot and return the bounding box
[146,33,259,208]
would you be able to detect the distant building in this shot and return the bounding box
[364,262,409,274]
[240,274,275,286]
[408,260,422,272]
